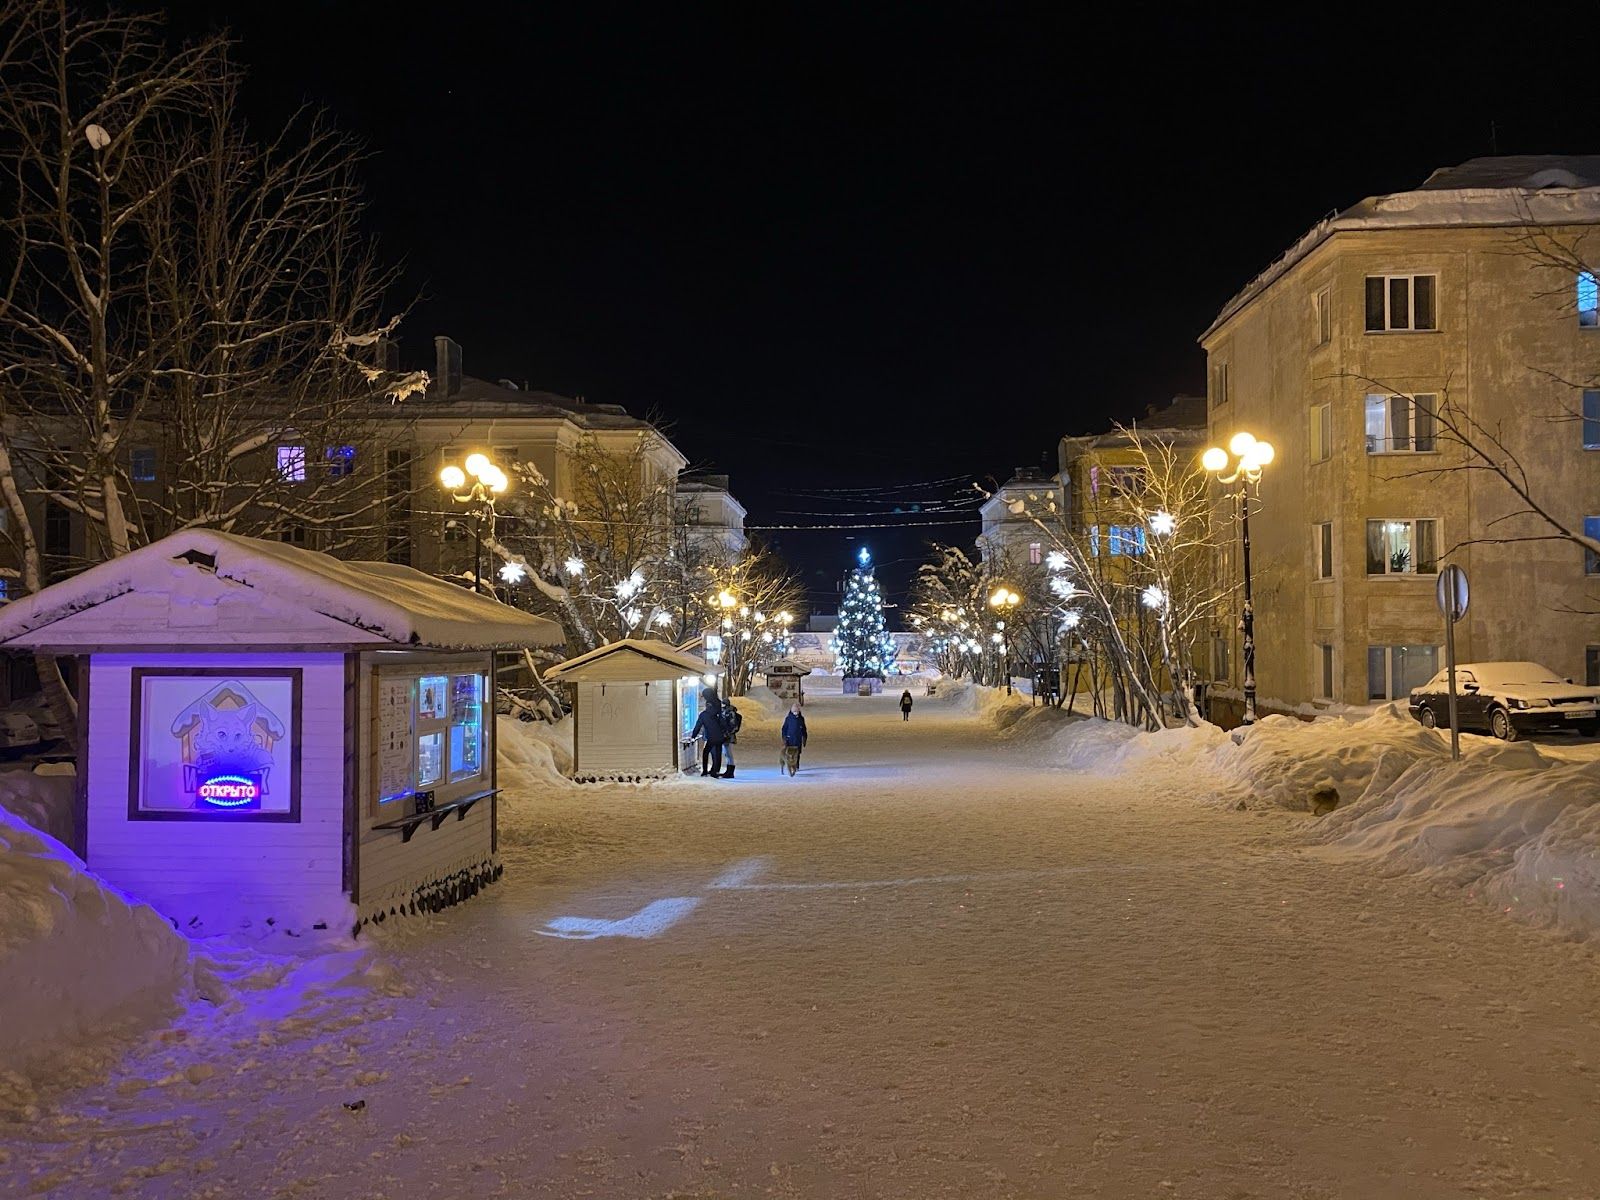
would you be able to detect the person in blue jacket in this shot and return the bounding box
[691,688,728,777]
[780,702,808,776]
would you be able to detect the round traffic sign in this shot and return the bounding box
[1436,564,1469,622]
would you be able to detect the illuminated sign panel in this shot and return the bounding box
[129,668,303,822]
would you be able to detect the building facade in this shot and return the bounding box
[1200,157,1600,708]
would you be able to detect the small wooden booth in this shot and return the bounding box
[763,659,812,704]
[544,639,721,781]
[0,531,561,933]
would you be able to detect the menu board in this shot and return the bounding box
[376,675,415,803]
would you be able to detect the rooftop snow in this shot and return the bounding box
[544,638,720,682]
[1203,155,1600,341]
[0,530,563,651]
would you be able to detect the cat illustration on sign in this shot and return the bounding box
[170,681,287,807]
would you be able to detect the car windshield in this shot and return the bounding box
[1473,662,1565,686]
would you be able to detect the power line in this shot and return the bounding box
[747,517,980,531]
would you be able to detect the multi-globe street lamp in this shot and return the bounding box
[1202,431,1274,725]
[988,585,1021,695]
[439,452,509,594]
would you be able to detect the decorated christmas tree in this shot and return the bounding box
[834,547,895,681]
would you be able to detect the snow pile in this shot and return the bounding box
[1046,717,1232,779]
[0,806,189,1084]
[498,716,575,791]
[0,763,75,845]
[1308,756,1600,942]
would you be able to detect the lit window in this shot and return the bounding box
[1108,525,1146,556]
[1028,543,1042,565]
[131,447,157,482]
[325,445,356,478]
[1365,274,1437,332]
[1586,516,1600,576]
[1364,394,1437,453]
[1210,360,1229,406]
[1584,390,1600,450]
[277,445,306,482]
[1366,519,1439,575]
[1580,271,1598,328]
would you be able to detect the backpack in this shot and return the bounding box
[723,702,743,735]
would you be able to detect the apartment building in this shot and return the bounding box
[1200,156,1600,708]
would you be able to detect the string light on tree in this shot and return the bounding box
[835,546,895,683]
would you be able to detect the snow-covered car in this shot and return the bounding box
[1408,661,1600,740]
[0,710,40,753]
[14,702,67,744]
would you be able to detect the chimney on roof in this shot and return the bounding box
[371,337,398,372]
[432,336,462,400]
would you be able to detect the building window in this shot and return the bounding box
[131,447,157,483]
[1365,274,1437,332]
[1211,635,1231,682]
[1317,644,1335,700]
[1365,393,1437,453]
[1108,525,1146,556]
[1107,465,1147,495]
[276,445,306,482]
[1366,519,1439,575]
[279,523,308,547]
[1313,287,1332,346]
[1583,390,1599,450]
[1587,646,1599,687]
[1210,360,1229,406]
[1310,403,1331,463]
[1028,542,1042,565]
[325,445,356,479]
[1367,645,1438,701]
[1586,516,1600,575]
[1580,271,1598,328]
[1314,522,1333,579]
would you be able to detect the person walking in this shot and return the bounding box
[899,689,914,722]
[718,695,742,778]
[691,688,728,777]
[780,702,808,776]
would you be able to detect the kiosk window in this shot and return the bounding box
[449,673,484,781]
[417,731,443,787]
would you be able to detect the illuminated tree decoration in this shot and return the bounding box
[834,547,895,680]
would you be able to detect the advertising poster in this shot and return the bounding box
[135,673,298,817]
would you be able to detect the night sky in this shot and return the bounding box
[163,3,1590,613]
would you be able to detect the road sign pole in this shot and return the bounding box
[1444,603,1460,761]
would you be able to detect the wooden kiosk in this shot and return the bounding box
[544,639,722,781]
[0,531,562,932]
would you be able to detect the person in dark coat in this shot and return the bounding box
[718,697,742,778]
[899,689,914,721]
[780,703,808,775]
[692,688,728,777]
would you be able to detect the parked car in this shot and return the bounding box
[0,710,40,754]
[1408,661,1600,740]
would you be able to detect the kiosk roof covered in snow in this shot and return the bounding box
[0,530,563,650]
[544,639,723,683]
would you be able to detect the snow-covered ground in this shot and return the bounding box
[6,689,1600,1198]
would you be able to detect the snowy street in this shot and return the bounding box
[8,689,1600,1199]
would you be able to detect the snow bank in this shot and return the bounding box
[1308,756,1600,943]
[0,806,189,1084]
[498,716,575,791]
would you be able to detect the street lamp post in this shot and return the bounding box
[439,453,509,594]
[988,585,1020,695]
[1201,432,1274,725]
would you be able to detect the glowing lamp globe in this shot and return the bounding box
[1227,431,1257,457]
[1201,447,1228,473]
[1253,440,1275,466]
[439,465,466,489]
[465,452,489,477]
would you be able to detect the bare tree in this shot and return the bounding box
[0,0,423,737]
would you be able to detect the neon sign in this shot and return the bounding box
[196,773,261,808]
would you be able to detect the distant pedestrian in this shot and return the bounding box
[780,702,808,776]
[899,689,914,721]
[719,696,743,778]
[692,688,728,777]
